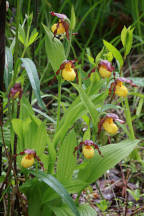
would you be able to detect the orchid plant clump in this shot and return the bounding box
[0,4,142,216]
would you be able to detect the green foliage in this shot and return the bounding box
[121,26,134,57]
[21,58,45,109]
[53,80,106,147]
[12,97,48,167]
[70,5,76,30]
[56,130,77,182]
[127,188,142,202]
[2,1,144,214]
[78,204,97,216]
[72,83,101,130]
[4,47,13,89]
[78,139,139,184]
[103,40,124,68]
[96,200,109,212]
[30,171,80,216]
[43,24,66,73]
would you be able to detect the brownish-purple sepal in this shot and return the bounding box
[106,113,125,123]
[117,77,137,87]
[98,60,115,72]
[9,83,23,99]
[50,11,68,20]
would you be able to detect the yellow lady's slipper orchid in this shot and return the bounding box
[21,154,35,168]
[98,60,114,78]
[62,62,76,81]
[115,81,128,97]
[51,20,66,35]
[82,145,95,159]
[103,117,118,135]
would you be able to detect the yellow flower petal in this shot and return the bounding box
[82,146,95,159]
[21,154,35,168]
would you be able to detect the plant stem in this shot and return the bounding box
[66,31,72,58]
[56,76,62,129]
[124,97,140,160]
[0,0,6,176]
[13,0,20,83]
[27,0,31,15]
[124,97,135,140]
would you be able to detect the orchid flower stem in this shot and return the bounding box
[95,182,104,200]
[66,32,72,58]
[57,76,62,130]
[124,98,140,160]
[124,97,135,140]
[13,0,20,82]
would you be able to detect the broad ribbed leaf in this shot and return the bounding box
[78,139,139,184]
[73,84,100,128]
[128,77,144,87]
[53,92,105,147]
[43,24,66,73]
[64,180,88,194]
[12,98,49,168]
[21,58,45,108]
[53,80,105,147]
[52,206,74,216]
[121,26,134,56]
[31,171,80,216]
[70,5,76,30]
[56,130,77,182]
[78,204,97,216]
[121,26,127,48]
[51,204,97,216]
[103,40,123,68]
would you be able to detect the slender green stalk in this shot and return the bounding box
[124,97,135,140]
[56,76,62,129]
[124,98,140,160]
[66,31,72,58]
[13,0,20,82]
[76,0,102,32]
[27,0,31,15]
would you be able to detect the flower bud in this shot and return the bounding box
[82,146,95,159]
[98,60,114,78]
[115,81,128,97]
[21,154,34,168]
[9,83,22,99]
[103,117,118,135]
[62,62,76,81]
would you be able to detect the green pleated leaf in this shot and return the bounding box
[53,93,105,147]
[121,26,134,57]
[52,206,75,216]
[128,77,144,87]
[103,40,123,68]
[21,58,45,109]
[64,179,88,194]
[70,5,76,30]
[101,104,122,112]
[56,130,77,182]
[53,80,105,147]
[121,26,127,48]
[78,139,139,184]
[51,204,97,216]
[43,24,66,73]
[31,171,80,216]
[12,98,49,168]
[78,204,97,216]
[72,83,102,129]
